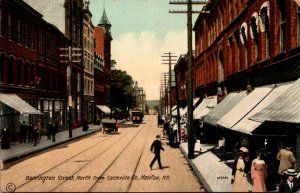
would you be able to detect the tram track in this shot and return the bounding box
[12,128,132,191]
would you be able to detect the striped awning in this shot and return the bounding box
[250,78,300,124]
[0,94,42,114]
[203,91,247,126]
[193,96,217,120]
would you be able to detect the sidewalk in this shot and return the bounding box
[179,142,253,192]
[0,124,105,164]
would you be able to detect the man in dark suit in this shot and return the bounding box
[279,169,300,192]
[19,121,28,143]
[150,135,164,170]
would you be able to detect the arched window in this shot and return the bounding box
[17,60,22,85]
[260,2,270,58]
[8,57,14,84]
[8,14,12,40]
[250,13,259,61]
[240,22,248,45]
[297,7,300,45]
[218,49,224,83]
[0,8,2,36]
[24,63,28,85]
[0,54,4,82]
[278,0,286,52]
[17,20,21,43]
[30,63,34,84]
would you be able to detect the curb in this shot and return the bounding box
[179,144,212,192]
[3,128,101,164]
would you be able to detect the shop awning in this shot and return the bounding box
[193,96,217,120]
[203,91,247,126]
[172,107,185,116]
[0,94,42,114]
[250,78,300,124]
[96,105,111,114]
[217,82,293,134]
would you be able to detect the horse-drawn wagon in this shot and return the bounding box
[101,119,118,134]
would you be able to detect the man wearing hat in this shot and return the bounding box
[150,135,164,170]
[279,169,300,192]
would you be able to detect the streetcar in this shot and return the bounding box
[131,108,144,124]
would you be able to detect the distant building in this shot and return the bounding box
[94,9,112,120]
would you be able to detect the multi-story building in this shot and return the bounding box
[193,0,300,161]
[94,9,112,120]
[82,0,94,123]
[0,0,67,140]
[24,0,84,128]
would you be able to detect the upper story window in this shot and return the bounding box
[0,8,2,36]
[0,55,4,83]
[17,20,21,43]
[24,24,28,47]
[297,7,300,45]
[8,14,12,40]
[278,0,286,52]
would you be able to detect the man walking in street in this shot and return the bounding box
[150,135,164,170]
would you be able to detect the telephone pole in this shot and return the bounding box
[59,46,82,138]
[169,0,208,159]
[162,52,177,120]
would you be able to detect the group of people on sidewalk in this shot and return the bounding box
[19,121,42,146]
[231,143,300,192]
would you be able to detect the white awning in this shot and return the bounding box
[217,84,275,131]
[0,94,42,114]
[216,83,293,134]
[193,96,217,120]
[96,105,111,114]
[172,107,185,116]
[232,82,293,134]
[251,79,300,123]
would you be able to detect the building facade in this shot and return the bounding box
[94,9,112,120]
[0,0,67,139]
[24,0,85,128]
[82,1,94,124]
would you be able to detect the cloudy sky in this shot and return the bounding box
[90,0,202,100]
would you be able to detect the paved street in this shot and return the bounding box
[1,115,203,192]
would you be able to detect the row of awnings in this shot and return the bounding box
[171,98,200,116]
[0,93,112,116]
[195,79,298,135]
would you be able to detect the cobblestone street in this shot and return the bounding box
[1,115,203,192]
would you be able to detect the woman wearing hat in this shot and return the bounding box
[279,169,300,192]
[231,150,249,192]
[251,151,267,192]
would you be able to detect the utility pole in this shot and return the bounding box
[162,52,177,120]
[170,0,208,159]
[60,46,82,138]
[160,73,169,117]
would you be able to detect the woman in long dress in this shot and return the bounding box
[232,151,248,192]
[251,151,267,192]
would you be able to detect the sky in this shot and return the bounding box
[89,0,202,100]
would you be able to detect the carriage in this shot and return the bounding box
[101,119,118,134]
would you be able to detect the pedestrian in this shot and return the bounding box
[277,145,296,179]
[19,121,28,143]
[82,120,89,131]
[27,122,34,143]
[1,127,10,149]
[218,135,226,161]
[33,125,40,146]
[231,151,249,192]
[46,120,54,140]
[279,169,300,192]
[163,121,170,138]
[251,150,267,192]
[150,135,164,170]
[168,129,175,147]
[51,123,58,142]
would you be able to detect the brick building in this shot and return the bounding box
[192,0,300,168]
[24,0,85,128]
[0,0,67,140]
[94,9,112,120]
